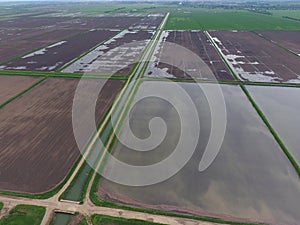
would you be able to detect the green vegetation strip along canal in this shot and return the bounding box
[0,205,45,225]
[60,13,169,203]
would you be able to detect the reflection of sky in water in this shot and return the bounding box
[248,85,300,166]
[100,82,300,225]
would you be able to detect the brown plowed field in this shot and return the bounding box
[0,29,53,45]
[130,15,164,29]
[209,31,300,82]
[63,30,154,75]
[0,17,69,29]
[0,16,145,29]
[146,31,234,80]
[0,75,42,103]
[0,77,123,193]
[0,29,84,63]
[257,31,300,55]
[1,29,118,71]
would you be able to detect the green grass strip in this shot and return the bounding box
[0,70,128,80]
[91,214,164,225]
[0,202,3,210]
[0,205,45,225]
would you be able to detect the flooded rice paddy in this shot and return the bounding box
[99,81,300,225]
[248,85,300,166]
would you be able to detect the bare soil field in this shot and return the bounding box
[0,29,83,63]
[0,16,148,29]
[0,75,42,103]
[0,29,118,71]
[208,31,300,82]
[0,17,69,29]
[130,14,164,29]
[257,31,300,55]
[63,30,154,75]
[145,31,234,80]
[0,77,123,193]
[0,29,53,45]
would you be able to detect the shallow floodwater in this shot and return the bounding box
[247,85,300,166]
[99,82,300,225]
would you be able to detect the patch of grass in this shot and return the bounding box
[91,214,164,225]
[0,205,45,225]
[271,9,300,20]
[165,10,300,30]
[77,217,88,225]
[0,202,3,210]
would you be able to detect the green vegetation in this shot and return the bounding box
[165,10,300,30]
[0,202,3,210]
[59,162,94,203]
[91,214,164,225]
[271,10,300,20]
[0,205,45,225]
[77,217,88,225]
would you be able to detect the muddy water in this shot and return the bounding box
[50,213,71,225]
[99,82,300,225]
[247,85,300,166]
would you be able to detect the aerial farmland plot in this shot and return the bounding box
[0,29,84,63]
[0,77,123,193]
[98,81,300,225]
[0,15,158,29]
[63,29,154,75]
[145,30,234,80]
[129,14,164,29]
[0,16,71,29]
[0,29,118,71]
[1,1,300,225]
[0,75,42,103]
[248,85,300,165]
[256,31,300,55]
[208,31,300,82]
[0,28,54,45]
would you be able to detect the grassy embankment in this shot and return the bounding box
[0,205,45,225]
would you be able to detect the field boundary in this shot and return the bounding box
[58,24,162,203]
[206,31,300,177]
[240,84,300,177]
[59,80,127,203]
[0,29,89,66]
[252,31,300,58]
[57,29,123,72]
[0,76,46,108]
